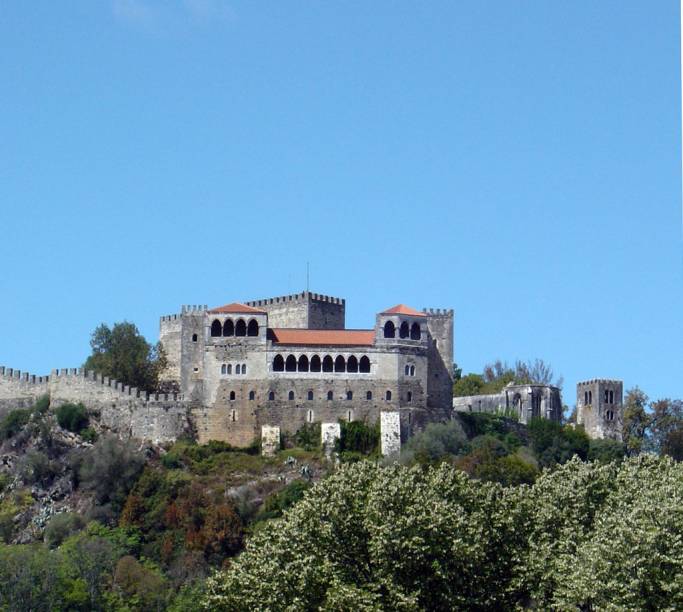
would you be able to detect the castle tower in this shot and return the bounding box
[424,308,454,414]
[576,379,623,441]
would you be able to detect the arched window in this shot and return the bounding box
[211,319,222,337]
[229,391,236,401]
[307,390,313,401]
[347,356,358,373]
[346,391,353,400]
[268,391,275,401]
[383,320,395,338]
[273,355,284,372]
[604,390,609,403]
[589,391,593,404]
[235,319,246,336]
[227,364,232,375]
[322,356,333,372]
[285,355,297,372]
[221,364,226,374]
[385,390,392,401]
[310,355,321,372]
[298,355,309,372]
[334,355,346,373]
[223,319,234,337]
[410,365,415,376]
[288,390,295,401]
[327,390,333,401]
[609,390,614,404]
[359,356,370,373]
[235,364,241,375]
[407,391,412,402]
[247,319,259,336]
[399,321,409,339]
[366,391,372,400]
[249,390,255,400]
[410,322,421,340]
[192,334,198,342]
[405,365,410,376]
[242,364,247,375]
[584,391,588,404]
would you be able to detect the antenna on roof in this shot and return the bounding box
[306,261,310,292]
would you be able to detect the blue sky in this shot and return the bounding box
[1,1,681,404]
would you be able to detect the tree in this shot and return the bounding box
[650,399,683,460]
[622,387,651,456]
[83,322,166,393]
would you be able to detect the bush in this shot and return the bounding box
[19,450,58,485]
[56,403,88,433]
[293,423,320,451]
[338,420,380,456]
[0,409,30,440]
[44,512,86,548]
[402,420,468,464]
[32,395,50,416]
[78,435,145,516]
[253,480,311,524]
[588,438,626,464]
[80,427,98,443]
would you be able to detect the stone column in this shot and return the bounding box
[380,411,401,457]
[261,425,280,456]
[321,422,341,458]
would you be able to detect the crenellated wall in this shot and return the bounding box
[0,366,192,444]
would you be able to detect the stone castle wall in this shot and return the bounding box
[0,366,192,444]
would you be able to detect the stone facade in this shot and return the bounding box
[160,292,455,447]
[452,383,563,424]
[576,379,623,441]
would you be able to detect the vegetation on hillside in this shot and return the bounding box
[453,358,563,397]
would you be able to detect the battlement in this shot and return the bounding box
[0,366,50,384]
[577,379,622,386]
[180,305,208,314]
[247,291,345,307]
[422,308,454,316]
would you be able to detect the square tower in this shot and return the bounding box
[576,379,623,441]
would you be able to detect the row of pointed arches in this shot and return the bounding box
[383,320,421,340]
[210,318,259,338]
[272,354,371,374]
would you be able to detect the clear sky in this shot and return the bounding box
[1,1,681,405]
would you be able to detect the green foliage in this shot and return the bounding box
[83,321,167,393]
[527,418,589,467]
[454,358,562,397]
[622,386,651,456]
[253,480,311,524]
[202,457,683,611]
[77,435,145,518]
[588,437,626,463]
[0,489,33,543]
[401,420,467,464]
[337,420,380,456]
[33,395,50,415]
[293,422,320,451]
[0,408,30,440]
[56,402,89,433]
[80,427,98,443]
[44,512,86,548]
[19,450,58,485]
[452,373,485,397]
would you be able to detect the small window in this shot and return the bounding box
[407,391,412,402]
[346,391,353,401]
[410,365,415,376]
[347,410,352,421]
[192,333,198,342]
[242,364,247,375]
[604,390,609,403]
[385,390,392,401]
[366,391,372,400]
[307,410,313,423]
[268,391,275,401]
[221,364,227,375]
[408,412,412,424]
[609,390,614,404]
[405,365,410,376]
[288,391,295,401]
[249,390,255,401]
[235,364,241,375]
[327,390,333,401]
[589,391,593,404]
[229,391,236,401]
[193,367,199,373]
[307,390,313,401]
[231,409,237,422]
[584,391,588,405]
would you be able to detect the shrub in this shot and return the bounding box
[44,512,86,548]
[0,409,30,440]
[402,420,468,464]
[253,480,311,524]
[293,423,320,451]
[588,438,626,463]
[338,420,380,456]
[32,395,50,416]
[80,427,98,443]
[19,450,58,485]
[56,402,88,433]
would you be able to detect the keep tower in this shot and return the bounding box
[576,379,623,441]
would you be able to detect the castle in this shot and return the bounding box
[159,291,454,446]
[0,289,624,451]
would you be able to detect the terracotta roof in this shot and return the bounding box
[208,302,266,314]
[380,304,426,317]
[270,329,375,346]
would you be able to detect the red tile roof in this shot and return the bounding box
[270,329,375,346]
[208,302,267,314]
[380,304,426,317]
